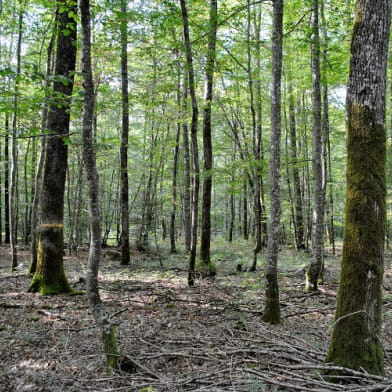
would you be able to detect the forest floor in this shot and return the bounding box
[1,241,392,391]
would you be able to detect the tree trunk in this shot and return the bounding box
[321,0,335,255]
[325,0,390,376]
[306,0,325,292]
[200,0,218,272]
[180,0,199,287]
[30,31,54,274]
[242,180,248,240]
[263,0,283,325]
[288,82,305,250]
[182,72,192,253]
[119,0,130,266]
[79,0,136,372]
[170,64,181,254]
[4,117,9,245]
[9,1,24,270]
[29,0,76,294]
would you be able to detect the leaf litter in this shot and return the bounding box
[1,246,392,391]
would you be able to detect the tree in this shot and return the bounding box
[263,0,283,325]
[200,0,218,273]
[181,71,192,253]
[180,0,200,287]
[80,0,136,372]
[119,0,130,266]
[325,0,390,375]
[29,0,77,294]
[9,0,24,270]
[287,81,305,250]
[306,0,324,292]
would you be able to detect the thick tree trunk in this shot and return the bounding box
[200,0,217,272]
[29,0,76,294]
[263,0,283,325]
[30,32,53,274]
[306,0,325,292]
[119,0,130,266]
[325,0,390,376]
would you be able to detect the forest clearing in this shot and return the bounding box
[2,243,392,392]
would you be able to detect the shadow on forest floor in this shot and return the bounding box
[1,242,392,391]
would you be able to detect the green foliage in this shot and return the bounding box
[195,259,217,278]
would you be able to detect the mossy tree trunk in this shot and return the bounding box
[29,0,76,295]
[263,0,283,325]
[325,0,390,376]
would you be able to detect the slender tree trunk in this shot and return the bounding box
[119,0,130,266]
[325,0,390,376]
[10,1,24,270]
[182,72,192,253]
[170,65,181,254]
[288,82,305,250]
[263,0,283,325]
[29,0,77,294]
[79,0,136,372]
[246,0,262,272]
[200,0,218,272]
[243,180,248,240]
[321,0,335,255]
[4,117,9,245]
[306,0,325,292]
[180,0,199,287]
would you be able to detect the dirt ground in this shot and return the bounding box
[1,245,392,391]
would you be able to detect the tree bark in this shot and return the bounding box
[181,72,192,253]
[200,0,218,272]
[170,63,181,254]
[30,31,54,274]
[29,0,76,294]
[79,0,136,372]
[4,117,9,245]
[325,0,390,376]
[180,0,199,287]
[119,0,130,266]
[306,0,325,292]
[9,1,24,270]
[263,0,283,325]
[288,82,305,250]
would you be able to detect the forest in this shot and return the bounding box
[1,0,392,390]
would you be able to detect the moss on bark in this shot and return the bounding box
[325,103,385,376]
[28,226,72,295]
